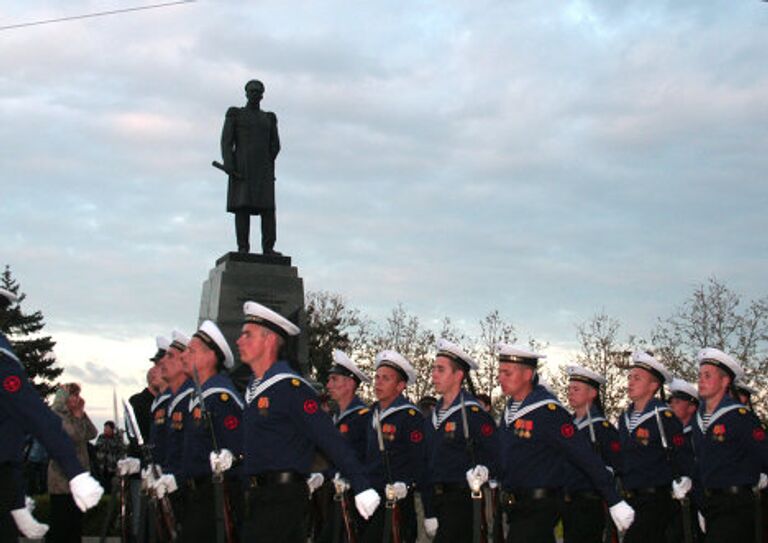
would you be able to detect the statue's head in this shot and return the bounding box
[245,80,265,102]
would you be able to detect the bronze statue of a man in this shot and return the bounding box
[220,80,281,254]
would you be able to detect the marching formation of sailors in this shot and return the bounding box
[2,289,766,543]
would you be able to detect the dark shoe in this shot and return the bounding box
[238,246,250,254]
[263,249,282,256]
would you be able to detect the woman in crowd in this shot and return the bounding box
[47,383,98,543]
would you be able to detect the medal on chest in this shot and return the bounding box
[154,408,166,425]
[257,396,270,416]
[514,419,533,439]
[171,410,184,430]
[636,427,650,446]
[712,424,726,442]
[382,423,397,441]
[444,421,456,439]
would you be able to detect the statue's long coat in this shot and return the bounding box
[220,106,280,213]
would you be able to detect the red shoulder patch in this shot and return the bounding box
[303,399,318,415]
[672,434,685,448]
[481,423,494,437]
[753,427,766,442]
[560,423,575,439]
[223,415,239,430]
[3,375,21,393]
[609,441,621,453]
[410,430,423,443]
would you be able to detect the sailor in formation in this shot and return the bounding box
[561,364,622,543]
[114,297,768,543]
[423,338,499,542]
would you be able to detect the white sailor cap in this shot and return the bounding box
[169,330,190,352]
[495,343,546,368]
[697,347,744,381]
[375,349,416,385]
[566,364,606,389]
[734,378,757,396]
[243,301,300,338]
[668,378,699,404]
[193,320,235,369]
[435,338,478,371]
[329,349,370,384]
[630,351,672,384]
[0,288,18,305]
[150,336,171,363]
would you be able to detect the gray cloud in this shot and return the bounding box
[2,0,767,351]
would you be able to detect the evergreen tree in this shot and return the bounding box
[0,265,62,397]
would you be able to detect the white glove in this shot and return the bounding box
[385,481,408,501]
[609,500,635,532]
[209,449,234,475]
[424,517,438,537]
[466,465,490,492]
[117,457,141,476]
[24,496,35,513]
[672,476,692,500]
[759,473,767,490]
[69,472,104,512]
[11,508,49,538]
[488,479,499,490]
[153,474,178,498]
[354,488,381,520]
[307,472,325,495]
[698,512,706,533]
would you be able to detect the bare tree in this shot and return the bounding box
[652,277,768,417]
[305,291,370,384]
[367,304,437,402]
[470,310,517,412]
[570,311,645,420]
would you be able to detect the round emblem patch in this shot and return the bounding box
[753,427,766,442]
[672,434,685,447]
[223,415,239,430]
[547,403,557,411]
[410,430,423,443]
[481,423,494,437]
[560,423,575,439]
[303,399,318,414]
[3,376,21,393]
[609,441,621,453]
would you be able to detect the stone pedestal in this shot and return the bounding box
[198,252,308,377]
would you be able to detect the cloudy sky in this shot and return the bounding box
[2,0,767,424]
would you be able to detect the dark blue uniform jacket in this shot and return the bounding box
[617,397,691,490]
[498,385,620,506]
[565,405,621,494]
[242,361,370,492]
[182,373,244,480]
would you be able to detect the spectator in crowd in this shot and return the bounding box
[48,383,98,543]
[94,420,125,492]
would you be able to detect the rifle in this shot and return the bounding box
[460,391,487,543]
[99,394,130,543]
[123,399,178,542]
[654,407,693,543]
[211,161,242,180]
[374,408,400,543]
[584,408,618,543]
[191,366,235,543]
[333,475,357,543]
